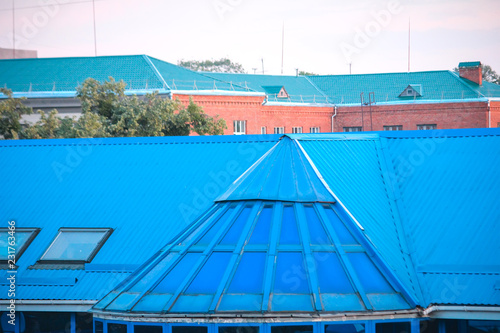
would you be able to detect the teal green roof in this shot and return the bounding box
[459,61,481,68]
[307,70,496,105]
[204,72,331,104]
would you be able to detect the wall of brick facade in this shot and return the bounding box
[174,93,490,135]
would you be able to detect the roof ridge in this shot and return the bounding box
[310,69,451,78]
[447,70,486,98]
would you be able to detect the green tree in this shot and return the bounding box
[299,70,317,76]
[178,58,245,73]
[0,88,32,139]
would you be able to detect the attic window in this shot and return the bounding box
[39,228,112,263]
[0,227,40,263]
[399,84,422,98]
[277,87,289,98]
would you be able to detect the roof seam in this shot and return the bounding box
[142,55,170,90]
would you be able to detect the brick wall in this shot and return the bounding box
[490,101,500,128]
[173,93,489,135]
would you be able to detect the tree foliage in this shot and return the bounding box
[298,70,317,76]
[0,78,226,140]
[452,64,500,84]
[178,58,245,73]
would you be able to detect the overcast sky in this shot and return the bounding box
[1,0,499,75]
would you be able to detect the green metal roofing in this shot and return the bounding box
[204,72,331,104]
[307,70,492,105]
[459,61,481,68]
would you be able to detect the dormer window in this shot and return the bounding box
[262,86,289,99]
[399,84,422,98]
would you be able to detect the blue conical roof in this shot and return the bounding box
[93,137,417,315]
[217,137,336,203]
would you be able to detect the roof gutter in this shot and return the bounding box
[0,299,96,312]
[424,305,500,320]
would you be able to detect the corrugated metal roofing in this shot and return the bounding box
[217,138,336,203]
[0,134,280,300]
[307,70,499,105]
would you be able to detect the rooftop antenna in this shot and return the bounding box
[295,68,299,77]
[92,0,97,56]
[281,22,285,75]
[252,68,257,74]
[12,0,15,59]
[261,58,264,74]
[349,62,352,74]
[407,17,411,72]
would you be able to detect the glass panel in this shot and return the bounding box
[0,229,35,260]
[325,324,365,333]
[220,327,259,333]
[108,323,127,333]
[274,252,309,293]
[220,207,252,245]
[468,320,500,333]
[172,327,208,333]
[279,205,300,245]
[135,325,163,333]
[313,252,354,293]
[420,320,439,333]
[76,313,93,333]
[227,252,266,293]
[95,321,104,333]
[24,312,71,333]
[348,252,394,293]
[185,252,232,294]
[196,207,235,245]
[248,205,272,245]
[41,229,108,261]
[153,252,202,293]
[271,326,313,333]
[304,205,330,245]
[376,322,411,333]
[128,253,176,292]
[323,205,358,245]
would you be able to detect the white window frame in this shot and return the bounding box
[274,127,284,134]
[343,127,362,132]
[383,125,403,131]
[39,228,113,264]
[261,126,267,135]
[292,127,303,134]
[310,127,320,133]
[233,120,246,135]
[0,228,40,263]
[417,124,437,130]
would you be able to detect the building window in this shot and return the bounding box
[292,127,303,134]
[326,324,365,333]
[108,323,127,333]
[172,327,208,333]
[233,120,246,135]
[135,325,163,333]
[39,228,112,263]
[343,127,362,132]
[417,124,437,130]
[261,126,267,134]
[384,125,403,131]
[0,227,40,263]
[376,322,411,333]
[274,127,284,134]
[310,127,320,133]
[271,326,313,333]
[95,321,104,333]
[219,327,260,333]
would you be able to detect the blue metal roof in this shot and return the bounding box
[0,134,280,300]
[92,136,416,313]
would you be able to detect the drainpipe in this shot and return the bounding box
[331,106,337,133]
[488,99,491,128]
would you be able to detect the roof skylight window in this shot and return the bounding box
[39,228,112,263]
[0,228,40,263]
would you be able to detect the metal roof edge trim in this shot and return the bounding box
[424,305,500,320]
[171,90,265,96]
[263,101,335,107]
[294,139,365,231]
[286,133,380,140]
[2,89,171,99]
[0,134,282,147]
[335,97,488,107]
[142,55,170,90]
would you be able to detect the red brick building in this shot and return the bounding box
[1,56,499,134]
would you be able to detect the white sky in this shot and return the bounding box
[0,0,499,75]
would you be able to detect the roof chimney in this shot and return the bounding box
[458,61,482,86]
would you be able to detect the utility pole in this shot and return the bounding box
[12,0,15,59]
[92,0,97,56]
[281,22,284,75]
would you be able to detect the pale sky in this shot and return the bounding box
[0,0,499,75]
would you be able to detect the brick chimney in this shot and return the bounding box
[458,61,482,86]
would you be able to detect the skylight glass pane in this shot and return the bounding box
[248,205,272,245]
[304,205,330,245]
[196,207,235,246]
[274,252,309,293]
[347,253,394,293]
[227,252,266,293]
[0,229,37,261]
[279,205,300,245]
[313,252,354,293]
[219,206,252,245]
[41,229,109,261]
[154,252,202,293]
[323,205,358,245]
[185,252,232,294]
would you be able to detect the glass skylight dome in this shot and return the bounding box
[91,137,418,332]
